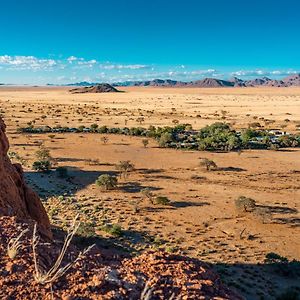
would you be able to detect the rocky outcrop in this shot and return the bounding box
[70,83,120,93]
[0,117,51,239]
[0,216,242,299]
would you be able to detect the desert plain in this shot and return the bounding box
[0,86,299,299]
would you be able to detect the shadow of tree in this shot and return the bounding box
[120,182,162,193]
[172,201,210,208]
[256,204,298,214]
[55,157,89,163]
[152,174,177,180]
[25,167,118,197]
[137,168,164,174]
[254,204,299,227]
[53,224,300,300]
[213,260,300,299]
[273,217,300,227]
[217,166,247,172]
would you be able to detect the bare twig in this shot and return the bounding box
[239,227,246,239]
[140,280,155,300]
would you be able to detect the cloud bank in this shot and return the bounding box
[0,55,299,84]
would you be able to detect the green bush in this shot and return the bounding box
[35,147,51,161]
[198,122,241,151]
[158,132,174,147]
[154,196,171,205]
[77,222,96,238]
[95,174,118,190]
[32,160,52,172]
[102,224,123,237]
[90,123,98,132]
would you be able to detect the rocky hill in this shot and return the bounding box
[70,83,121,93]
[188,78,234,87]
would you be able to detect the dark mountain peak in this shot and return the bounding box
[190,78,234,87]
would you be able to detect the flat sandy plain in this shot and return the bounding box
[1,86,300,299]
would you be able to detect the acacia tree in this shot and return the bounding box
[33,146,53,172]
[90,123,98,132]
[136,117,145,125]
[101,136,109,145]
[35,147,51,161]
[116,160,134,179]
[141,188,155,204]
[142,139,149,148]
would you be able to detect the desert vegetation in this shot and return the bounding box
[1,86,300,299]
[20,122,300,152]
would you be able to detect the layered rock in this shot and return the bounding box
[0,117,51,239]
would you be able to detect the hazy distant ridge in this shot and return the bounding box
[53,73,300,87]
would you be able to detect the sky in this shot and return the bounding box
[0,0,300,84]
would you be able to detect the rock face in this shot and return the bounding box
[70,83,120,93]
[0,117,51,239]
[282,74,300,86]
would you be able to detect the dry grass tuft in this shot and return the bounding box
[32,215,94,285]
[7,228,29,259]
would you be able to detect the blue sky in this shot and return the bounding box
[0,0,300,84]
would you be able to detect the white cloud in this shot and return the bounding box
[99,63,150,70]
[1,54,299,85]
[77,59,97,66]
[231,69,299,77]
[0,55,57,71]
[67,56,78,62]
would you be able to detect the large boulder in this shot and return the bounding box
[0,117,51,239]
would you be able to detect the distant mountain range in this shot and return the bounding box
[53,73,300,88]
[113,74,300,87]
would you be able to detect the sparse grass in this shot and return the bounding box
[102,224,123,237]
[32,216,94,285]
[7,228,29,259]
[235,196,256,213]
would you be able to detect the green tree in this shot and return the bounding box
[95,174,118,190]
[158,132,173,148]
